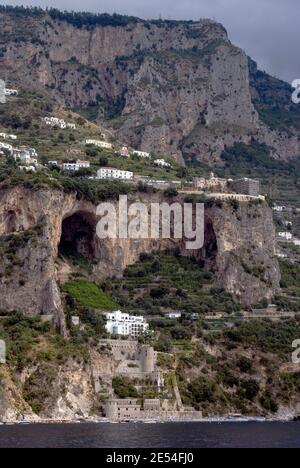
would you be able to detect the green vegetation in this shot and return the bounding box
[249,58,300,132]
[105,252,240,317]
[63,279,118,310]
[219,141,300,205]
[112,377,140,398]
[225,319,300,355]
[279,259,300,289]
[176,317,300,416]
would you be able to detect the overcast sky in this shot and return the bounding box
[4,0,299,83]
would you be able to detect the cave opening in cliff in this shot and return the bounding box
[198,218,218,269]
[58,211,97,263]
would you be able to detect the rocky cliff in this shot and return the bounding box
[0,185,280,324]
[1,7,299,164]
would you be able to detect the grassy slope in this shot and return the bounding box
[63,279,118,310]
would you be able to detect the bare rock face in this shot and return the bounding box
[0,367,38,423]
[0,186,280,320]
[1,11,299,163]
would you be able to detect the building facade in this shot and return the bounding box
[104,311,149,337]
[154,159,171,168]
[97,167,133,180]
[133,150,150,158]
[230,178,260,197]
[86,139,113,149]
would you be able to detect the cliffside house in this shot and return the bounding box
[120,146,130,157]
[62,160,90,172]
[278,231,293,241]
[12,146,38,165]
[165,312,182,319]
[43,117,76,130]
[4,88,18,96]
[86,139,113,149]
[193,172,228,192]
[133,150,150,158]
[154,158,171,168]
[0,141,13,153]
[104,311,149,337]
[97,167,133,180]
[0,132,17,140]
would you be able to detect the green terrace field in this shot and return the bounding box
[63,279,118,311]
[104,252,240,316]
[273,259,300,312]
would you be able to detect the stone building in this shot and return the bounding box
[96,339,165,391]
[105,399,141,420]
[229,178,260,197]
[193,172,228,192]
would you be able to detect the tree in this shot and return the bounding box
[99,156,108,167]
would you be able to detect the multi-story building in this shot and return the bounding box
[62,160,90,172]
[193,172,228,192]
[97,167,133,180]
[230,178,260,197]
[86,139,113,149]
[154,159,171,168]
[12,146,38,165]
[104,311,149,337]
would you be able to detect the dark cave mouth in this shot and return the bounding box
[197,218,218,268]
[58,211,97,263]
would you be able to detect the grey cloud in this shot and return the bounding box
[4,0,300,82]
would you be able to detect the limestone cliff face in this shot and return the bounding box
[0,186,280,321]
[1,10,298,163]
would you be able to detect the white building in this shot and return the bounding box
[86,139,113,150]
[0,132,17,140]
[97,167,133,180]
[133,150,150,158]
[104,311,149,337]
[5,89,18,96]
[19,165,36,173]
[273,205,285,212]
[154,159,171,168]
[165,312,182,319]
[278,232,293,241]
[0,141,13,153]
[43,117,76,130]
[12,146,38,165]
[77,160,90,169]
[293,238,300,246]
[120,146,130,157]
[62,160,90,172]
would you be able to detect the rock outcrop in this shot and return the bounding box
[0,8,299,163]
[0,185,280,320]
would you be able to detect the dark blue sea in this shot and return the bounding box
[0,422,299,448]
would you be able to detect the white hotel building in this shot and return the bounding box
[86,139,113,150]
[97,167,133,180]
[104,311,149,337]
